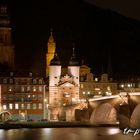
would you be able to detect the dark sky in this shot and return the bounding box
[85,0,140,20]
[3,0,140,79]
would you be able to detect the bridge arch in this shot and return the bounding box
[0,111,11,122]
[90,103,117,124]
[130,103,140,128]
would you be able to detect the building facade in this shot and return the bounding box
[48,48,80,121]
[0,72,46,121]
[79,66,117,100]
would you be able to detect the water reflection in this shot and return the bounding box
[0,127,139,140]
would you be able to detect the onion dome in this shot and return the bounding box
[50,51,61,66]
[69,47,79,66]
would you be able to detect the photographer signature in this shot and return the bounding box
[123,128,140,136]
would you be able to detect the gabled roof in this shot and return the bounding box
[58,81,75,87]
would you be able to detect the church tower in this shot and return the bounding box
[68,47,80,86]
[46,29,56,77]
[0,4,14,70]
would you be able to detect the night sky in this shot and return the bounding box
[2,0,140,79]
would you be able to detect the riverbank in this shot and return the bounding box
[0,121,119,129]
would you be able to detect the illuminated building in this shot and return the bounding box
[80,71,117,99]
[0,72,46,121]
[46,30,55,77]
[0,5,14,70]
[48,48,80,121]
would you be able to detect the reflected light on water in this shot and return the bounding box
[0,130,4,139]
[107,128,121,135]
[41,128,52,134]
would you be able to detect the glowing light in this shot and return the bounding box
[83,91,85,94]
[128,84,131,87]
[95,78,98,81]
[107,128,120,135]
[95,88,100,91]
[121,84,124,88]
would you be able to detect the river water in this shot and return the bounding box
[0,127,139,140]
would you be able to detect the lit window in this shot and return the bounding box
[21,86,25,92]
[8,86,13,92]
[33,87,36,92]
[33,103,37,109]
[107,86,111,91]
[63,92,70,97]
[32,95,37,100]
[15,104,19,109]
[81,84,83,88]
[121,84,124,88]
[27,104,30,109]
[21,104,24,109]
[3,105,7,110]
[38,103,42,109]
[87,91,90,94]
[27,86,30,92]
[128,84,131,87]
[83,91,85,94]
[9,104,13,109]
[95,78,98,82]
[39,86,42,92]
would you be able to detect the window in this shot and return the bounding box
[9,104,13,109]
[8,86,13,92]
[21,104,24,109]
[33,79,37,84]
[3,79,7,84]
[9,79,13,84]
[38,103,42,109]
[33,103,36,109]
[39,86,42,92]
[21,86,25,92]
[33,87,36,92]
[38,95,43,100]
[81,84,83,88]
[15,104,19,109]
[27,86,30,92]
[3,104,7,110]
[2,96,7,100]
[27,104,30,109]
[39,79,43,84]
[32,95,37,100]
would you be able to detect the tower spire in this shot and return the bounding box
[68,43,79,66]
[48,28,54,43]
[72,43,76,58]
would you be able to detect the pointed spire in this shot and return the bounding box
[69,43,79,66]
[48,28,54,43]
[72,43,76,58]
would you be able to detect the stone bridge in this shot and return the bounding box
[75,92,140,129]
